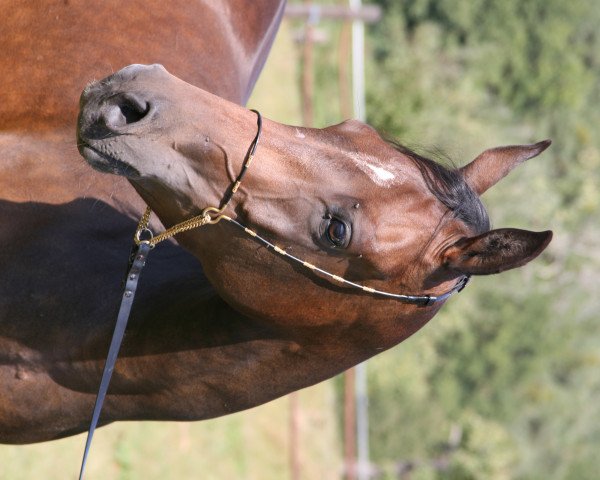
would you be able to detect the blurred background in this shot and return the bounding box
[2,0,599,478]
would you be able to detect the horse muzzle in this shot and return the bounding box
[77,64,167,177]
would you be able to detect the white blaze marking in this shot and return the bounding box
[346,151,402,187]
[295,129,306,139]
[366,164,395,182]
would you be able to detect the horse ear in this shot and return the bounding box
[460,140,551,195]
[443,228,552,275]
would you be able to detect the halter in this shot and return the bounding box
[134,109,470,307]
[79,109,470,479]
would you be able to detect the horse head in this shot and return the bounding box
[78,64,552,352]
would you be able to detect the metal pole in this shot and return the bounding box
[343,368,357,480]
[339,11,356,479]
[290,391,301,480]
[350,1,369,478]
[285,4,381,22]
[300,2,317,128]
[355,362,369,479]
[350,0,366,123]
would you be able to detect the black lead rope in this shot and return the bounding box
[78,242,152,480]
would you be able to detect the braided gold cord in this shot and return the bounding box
[222,216,469,306]
[136,206,152,231]
[134,207,226,247]
[150,213,212,245]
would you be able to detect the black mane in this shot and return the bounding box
[388,140,490,234]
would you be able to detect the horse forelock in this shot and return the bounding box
[386,140,491,235]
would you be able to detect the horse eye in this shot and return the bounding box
[326,219,348,247]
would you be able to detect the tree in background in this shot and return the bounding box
[361,1,600,478]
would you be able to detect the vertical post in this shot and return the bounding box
[290,391,301,480]
[343,368,357,480]
[338,17,352,120]
[355,362,369,480]
[300,2,318,127]
[287,3,381,478]
[339,10,356,479]
[292,4,319,479]
[349,3,369,478]
[350,0,366,123]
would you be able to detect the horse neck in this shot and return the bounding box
[0,0,285,131]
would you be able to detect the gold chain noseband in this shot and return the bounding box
[134,109,469,307]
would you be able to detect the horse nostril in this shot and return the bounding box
[103,93,150,129]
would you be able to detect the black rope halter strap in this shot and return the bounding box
[133,109,470,305]
[220,215,471,306]
[78,109,469,478]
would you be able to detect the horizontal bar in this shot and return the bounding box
[285,4,382,23]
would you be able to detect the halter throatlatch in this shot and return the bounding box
[134,109,469,306]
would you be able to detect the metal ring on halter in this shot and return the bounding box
[134,227,155,247]
[201,206,231,224]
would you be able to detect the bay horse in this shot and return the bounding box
[76,62,552,435]
[0,0,285,444]
[2,0,552,448]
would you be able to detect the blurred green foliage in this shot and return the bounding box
[359,1,600,478]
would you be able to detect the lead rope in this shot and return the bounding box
[78,242,150,480]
